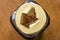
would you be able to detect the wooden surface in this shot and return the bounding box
[0,0,60,40]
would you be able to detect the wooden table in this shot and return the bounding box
[0,0,60,40]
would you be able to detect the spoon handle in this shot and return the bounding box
[26,0,34,3]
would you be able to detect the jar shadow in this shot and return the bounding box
[34,33,43,40]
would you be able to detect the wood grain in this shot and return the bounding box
[0,0,60,40]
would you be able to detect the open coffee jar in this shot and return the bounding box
[10,0,50,40]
